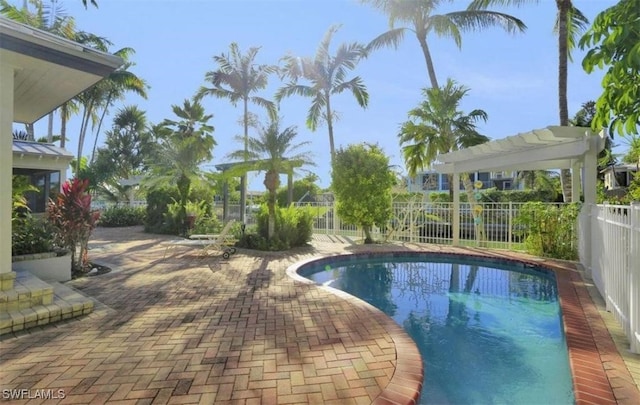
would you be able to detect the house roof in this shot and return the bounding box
[12,140,73,171]
[0,16,123,124]
[601,163,639,173]
[433,126,605,174]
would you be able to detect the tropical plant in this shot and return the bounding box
[47,178,100,274]
[88,105,151,203]
[516,170,559,199]
[362,0,526,89]
[398,79,490,240]
[198,43,276,160]
[331,143,396,243]
[580,0,640,139]
[276,25,369,161]
[228,118,313,239]
[144,99,215,236]
[276,173,320,206]
[469,0,589,202]
[73,36,147,174]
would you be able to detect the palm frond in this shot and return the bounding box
[364,28,407,55]
[445,10,526,36]
[275,83,316,102]
[554,5,589,61]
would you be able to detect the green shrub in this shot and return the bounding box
[99,206,146,227]
[514,202,581,260]
[12,215,58,256]
[145,187,179,233]
[191,214,221,235]
[237,204,313,251]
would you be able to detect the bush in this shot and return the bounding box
[145,187,179,233]
[514,202,581,260]
[237,205,313,251]
[428,189,557,203]
[12,215,58,256]
[99,206,146,227]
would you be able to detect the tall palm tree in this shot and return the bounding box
[197,43,277,162]
[228,118,312,239]
[398,79,490,239]
[89,51,149,163]
[145,99,215,235]
[275,25,369,162]
[362,0,526,89]
[74,38,147,174]
[468,0,589,201]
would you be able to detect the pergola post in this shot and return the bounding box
[571,159,581,203]
[0,64,16,290]
[583,136,599,205]
[452,172,460,246]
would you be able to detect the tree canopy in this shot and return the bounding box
[580,0,640,138]
[331,143,395,243]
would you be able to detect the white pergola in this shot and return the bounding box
[1,17,122,290]
[432,125,606,246]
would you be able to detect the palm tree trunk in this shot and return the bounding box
[557,0,572,202]
[462,173,486,244]
[77,102,93,175]
[326,91,336,162]
[47,112,54,143]
[60,103,68,148]
[417,35,439,89]
[24,123,35,141]
[90,92,114,163]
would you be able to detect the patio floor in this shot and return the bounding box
[1,226,639,404]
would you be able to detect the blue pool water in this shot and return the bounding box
[300,254,575,405]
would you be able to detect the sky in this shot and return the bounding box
[23,0,619,190]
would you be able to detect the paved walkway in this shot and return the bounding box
[1,226,639,404]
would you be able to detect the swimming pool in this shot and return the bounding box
[297,253,575,405]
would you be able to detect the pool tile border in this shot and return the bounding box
[288,250,639,405]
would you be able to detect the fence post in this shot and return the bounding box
[630,202,640,353]
[508,201,513,251]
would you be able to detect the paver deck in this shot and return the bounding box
[1,226,638,404]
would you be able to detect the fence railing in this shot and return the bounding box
[580,203,640,353]
[210,201,572,250]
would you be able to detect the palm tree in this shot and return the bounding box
[89,51,149,163]
[516,170,559,199]
[398,78,490,239]
[145,99,215,235]
[362,0,526,89]
[228,118,312,239]
[275,25,369,162]
[72,32,147,174]
[468,0,588,202]
[197,43,276,162]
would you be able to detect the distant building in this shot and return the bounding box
[602,163,638,191]
[407,170,523,194]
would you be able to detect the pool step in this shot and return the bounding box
[0,272,93,336]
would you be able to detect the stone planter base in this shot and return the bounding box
[12,252,71,282]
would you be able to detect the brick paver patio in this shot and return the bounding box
[1,226,639,404]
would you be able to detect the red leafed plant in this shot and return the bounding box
[47,178,100,275]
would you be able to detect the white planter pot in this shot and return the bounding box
[12,252,71,282]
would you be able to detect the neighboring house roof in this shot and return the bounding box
[12,140,73,172]
[0,16,123,124]
[601,164,639,174]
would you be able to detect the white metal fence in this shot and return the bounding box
[579,203,640,353]
[213,201,571,251]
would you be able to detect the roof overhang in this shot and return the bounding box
[0,16,123,124]
[12,140,74,171]
[433,126,605,174]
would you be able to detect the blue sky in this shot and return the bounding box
[27,0,618,190]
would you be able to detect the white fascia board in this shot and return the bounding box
[434,139,589,174]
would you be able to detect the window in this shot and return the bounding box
[440,175,449,191]
[422,173,439,191]
[503,180,512,190]
[25,171,60,213]
[477,172,491,189]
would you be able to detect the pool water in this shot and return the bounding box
[301,255,575,405]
